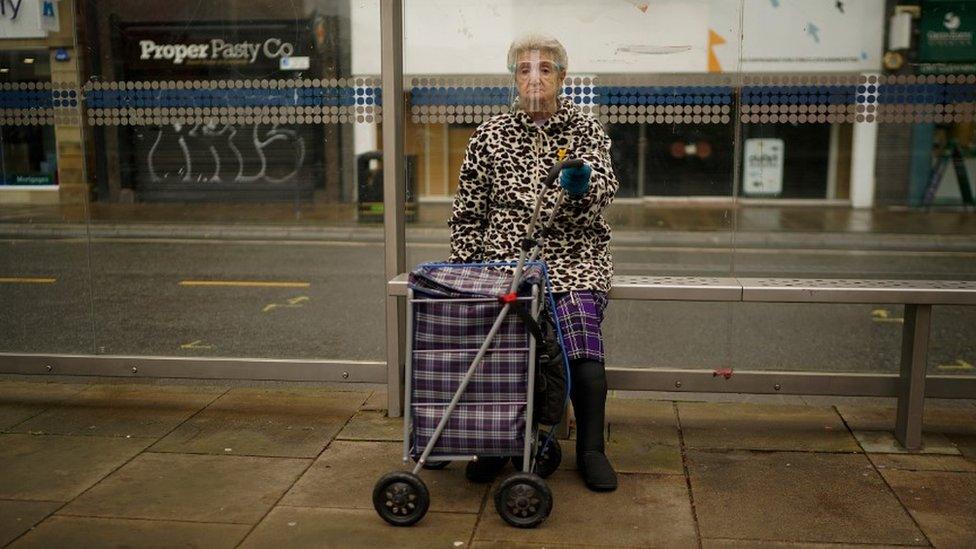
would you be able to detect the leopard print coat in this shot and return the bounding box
[449,96,618,293]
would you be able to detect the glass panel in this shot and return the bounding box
[400,0,976,378]
[730,0,976,375]
[400,1,741,373]
[1,20,95,356]
[76,0,384,360]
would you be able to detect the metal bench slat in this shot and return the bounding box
[388,273,742,301]
[609,275,741,301]
[739,278,976,305]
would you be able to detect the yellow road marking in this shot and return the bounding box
[180,280,310,288]
[263,295,310,313]
[180,340,215,350]
[0,277,56,284]
[937,359,973,371]
[871,309,904,323]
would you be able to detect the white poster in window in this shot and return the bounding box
[0,0,45,38]
[351,0,884,74]
[39,0,58,33]
[743,138,784,196]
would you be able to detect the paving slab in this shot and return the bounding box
[471,543,607,549]
[336,411,402,441]
[0,381,88,431]
[702,540,906,549]
[60,452,309,524]
[607,431,684,475]
[880,469,976,549]
[836,403,976,436]
[0,500,61,547]
[361,391,387,411]
[474,473,697,548]
[868,452,976,473]
[687,450,926,546]
[608,432,684,475]
[11,383,225,438]
[607,399,680,443]
[9,516,251,549]
[151,388,367,457]
[0,434,150,501]
[945,433,976,460]
[280,440,486,513]
[239,507,476,549]
[677,402,859,452]
[852,430,960,455]
[604,399,681,475]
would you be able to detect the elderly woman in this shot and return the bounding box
[449,33,619,492]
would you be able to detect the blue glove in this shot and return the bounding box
[559,164,592,198]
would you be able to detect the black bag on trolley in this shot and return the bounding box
[509,303,567,427]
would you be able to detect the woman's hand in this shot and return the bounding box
[559,163,592,198]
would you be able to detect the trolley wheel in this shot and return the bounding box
[512,436,562,479]
[373,471,430,526]
[494,472,553,528]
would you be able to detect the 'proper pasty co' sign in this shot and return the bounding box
[119,23,312,73]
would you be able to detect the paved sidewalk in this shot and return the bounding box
[1,378,975,548]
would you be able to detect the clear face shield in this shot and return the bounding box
[510,49,564,116]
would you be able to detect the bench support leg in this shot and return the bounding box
[386,296,405,417]
[895,303,931,451]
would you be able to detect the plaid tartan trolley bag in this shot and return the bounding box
[372,159,586,529]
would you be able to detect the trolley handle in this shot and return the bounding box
[543,158,585,188]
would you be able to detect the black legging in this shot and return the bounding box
[569,358,607,454]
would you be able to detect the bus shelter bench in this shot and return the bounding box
[387,274,976,451]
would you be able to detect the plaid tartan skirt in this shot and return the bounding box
[552,290,608,363]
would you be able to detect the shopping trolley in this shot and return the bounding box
[373,159,584,529]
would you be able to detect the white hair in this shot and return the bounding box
[506,33,568,72]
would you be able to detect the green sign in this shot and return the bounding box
[0,174,55,186]
[919,1,976,63]
[920,62,976,74]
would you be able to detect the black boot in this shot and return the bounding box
[465,456,509,483]
[570,359,617,492]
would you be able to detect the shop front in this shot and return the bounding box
[910,0,976,207]
[0,0,80,208]
[83,1,351,207]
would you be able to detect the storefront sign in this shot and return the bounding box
[743,138,784,196]
[0,174,55,186]
[919,1,976,62]
[121,24,311,73]
[138,38,295,65]
[0,0,46,39]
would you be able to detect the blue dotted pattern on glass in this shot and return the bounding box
[410,86,511,106]
[873,83,976,105]
[593,86,734,106]
[84,87,383,109]
[0,89,57,109]
[741,85,856,105]
[3,84,973,111]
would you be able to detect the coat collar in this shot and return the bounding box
[511,96,578,133]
